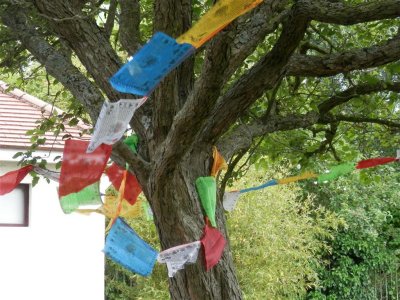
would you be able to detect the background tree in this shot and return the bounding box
[0,0,399,299]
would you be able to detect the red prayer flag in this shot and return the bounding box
[356,157,397,169]
[200,222,226,271]
[105,163,142,205]
[0,165,33,195]
[59,139,112,197]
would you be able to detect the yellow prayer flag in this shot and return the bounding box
[211,146,228,177]
[277,172,318,185]
[103,195,143,219]
[177,0,263,48]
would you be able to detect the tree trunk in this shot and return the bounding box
[147,147,243,299]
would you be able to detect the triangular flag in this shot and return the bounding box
[277,171,317,184]
[59,181,102,214]
[123,134,139,154]
[195,177,217,227]
[200,222,226,271]
[157,241,201,277]
[87,99,146,153]
[222,191,241,212]
[109,32,194,96]
[33,166,60,182]
[211,146,228,177]
[177,0,263,48]
[318,163,355,183]
[0,165,33,195]
[356,157,397,169]
[105,163,142,205]
[59,140,112,197]
[104,218,158,276]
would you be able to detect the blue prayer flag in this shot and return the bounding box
[110,32,195,96]
[104,218,158,276]
[239,179,278,194]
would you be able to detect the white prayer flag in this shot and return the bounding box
[33,166,60,182]
[222,191,241,212]
[87,98,146,153]
[157,241,201,277]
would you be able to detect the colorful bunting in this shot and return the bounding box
[59,139,112,197]
[239,179,278,193]
[195,177,217,227]
[123,134,139,154]
[59,181,102,214]
[177,0,263,48]
[0,165,33,196]
[277,171,317,184]
[222,191,241,212]
[356,157,397,169]
[109,32,194,96]
[87,99,146,153]
[157,241,201,277]
[200,222,226,271]
[211,146,228,177]
[104,218,158,276]
[317,163,356,183]
[105,163,142,205]
[33,166,60,182]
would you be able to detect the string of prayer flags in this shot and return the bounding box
[195,177,217,227]
[157,241,201,277]
[200,222,226,271]
[277,171,317,185]
[104,218,158,276]
[87,99,146,153]
[176,0,263,48]
[222,191,241,212]
[105,163,142,205]
[59,139,112,197]
[239,179,278,193]
[124,134,139,154]
[356,157,398,169]
[109,32,194,96]
[0,165,33,196]
[33,166,60,182]
[317,162,356,183]
[59,182,102,214]
[211,146,228,177]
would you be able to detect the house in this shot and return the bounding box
[0,81,105,300]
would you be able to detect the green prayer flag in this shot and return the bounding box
[60,182,102,214]
[195,176,217,227]
[123,134,139,153]
[317,162,355,183]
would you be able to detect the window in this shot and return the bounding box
[0,184,29,227]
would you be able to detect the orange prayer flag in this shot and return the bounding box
[211,146,228,177]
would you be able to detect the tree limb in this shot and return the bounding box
[118,0,141,54]
[322,114,400,128]
[104,0,117,40]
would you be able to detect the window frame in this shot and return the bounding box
[0,183,30,227]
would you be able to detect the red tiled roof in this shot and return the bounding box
[0,81,91,151]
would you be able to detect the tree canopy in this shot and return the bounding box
[0,0,399,299]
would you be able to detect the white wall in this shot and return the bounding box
[0,149,105,300]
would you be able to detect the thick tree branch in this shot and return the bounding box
[288,35,400,77]
[318,82,400,114]
[104,0,117,40]
[118,0,140,54]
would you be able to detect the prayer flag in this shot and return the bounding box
[211,146,228,177]
[109,32,194,96]
[277,171,317,184]
[124,134,139,154]
[222,191,241,212]
[105,163,142,205]
[104,218,158,276]
[102,195,143,219]
[33,166,60,182]
[59,140,112,197]
[0,165,33,195]
[87,99,146,153]
[200,223,226,271]
[157,241,201,277]
[356,157,397,169]
[142,201,154,221]
[318,163,355,183]
[59,182,102,214]
[177,0,263,48]
[239,179,278,193]
[195,177,217,227]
